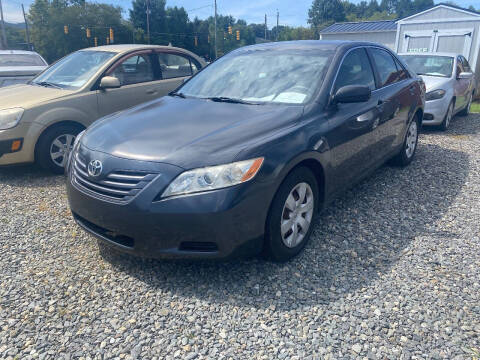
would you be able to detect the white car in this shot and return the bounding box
[400,52,475,130]
[0,50,48,87]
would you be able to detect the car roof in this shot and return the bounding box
[233,40,392,54]
[399,52,457,57]
[81,44,186,53]
[0,49,43,55]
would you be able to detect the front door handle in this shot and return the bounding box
[146,89,158,95]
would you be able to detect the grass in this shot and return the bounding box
[470,101,480,113]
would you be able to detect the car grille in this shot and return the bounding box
[72,153,158,203]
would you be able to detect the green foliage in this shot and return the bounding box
[309,0,434,31]
[5,24,27,50]
[28,0,132,63]
[308,0,346,30]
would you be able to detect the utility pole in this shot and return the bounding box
[22,4,31,51]
[276,10,279,41]
[264,14,267,40]
[146,0,151,44]
[0,0,7,50]
[214,0,217,59]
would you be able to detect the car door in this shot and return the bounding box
[96,51,159,117]
[458,56,474,106]
[454,56,469,111]
[326,47,382,189]
[368,47,411,156]
[155,51,200,95]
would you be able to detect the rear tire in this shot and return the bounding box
[459,92,473,116]
[263,167,319,262]
[36,123,84,174]
[440,101,454,131]
[390,116,420,167]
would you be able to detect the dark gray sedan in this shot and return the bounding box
[66,41,424,262]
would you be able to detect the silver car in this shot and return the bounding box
[400,52,475,130]
[0,50,48,87]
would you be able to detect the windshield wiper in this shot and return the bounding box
[205,96,262,105]
[34,81,62,89]
[169,91,186,98]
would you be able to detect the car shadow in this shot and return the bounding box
[0,164,61,186]
[421,113,480,136]
[98,140,469,311]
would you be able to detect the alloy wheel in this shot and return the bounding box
[50,134,76,168]
[405,120,418,159]
[280,182,314,248]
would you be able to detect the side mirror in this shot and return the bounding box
[333,85,371,104]
[457,72,472,80]
[99,76,121,89]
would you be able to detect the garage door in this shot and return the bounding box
[403,28,473,58]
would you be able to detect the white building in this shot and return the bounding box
[320,4,480,75]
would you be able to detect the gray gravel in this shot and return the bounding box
[1,114,480,359]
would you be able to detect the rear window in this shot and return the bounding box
[0,54,46,67]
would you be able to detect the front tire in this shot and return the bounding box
[263,167,319,262]
[440,101,454,131]
[36,123,84,174]
[390,116,419,167]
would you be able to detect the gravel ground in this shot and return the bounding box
[1,114,480,360]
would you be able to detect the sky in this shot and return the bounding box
[3,0,480,26]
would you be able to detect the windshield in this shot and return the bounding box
[401,55,454,78]
[179,49,333,104]
[0,53,46,67]
[32,50,116,90]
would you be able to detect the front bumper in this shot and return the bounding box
[422,97,451,126]
[0,122,43,166]
[66,148,272,260]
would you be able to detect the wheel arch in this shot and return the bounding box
[34,120,86,161]
[269,153,327,212]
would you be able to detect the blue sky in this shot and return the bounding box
[4,0,480,26]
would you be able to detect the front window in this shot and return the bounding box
[401,55,454,78]
[0,53,46,67]
[32,50,116,90]
[179,49,333,104]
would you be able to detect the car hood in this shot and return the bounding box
[0,84,73,110]
[0,66,47,76]
[420,75,451,92]
[83,96,304,169]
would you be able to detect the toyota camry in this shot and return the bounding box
[66,41,424,262]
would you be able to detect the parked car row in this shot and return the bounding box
[0,41,475,261]
[0,45,205,173]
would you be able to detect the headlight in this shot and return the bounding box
[162,157,264,198]
[426,89,446,101]
[0,108,24,130]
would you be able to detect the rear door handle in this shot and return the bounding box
[146,89,157,95]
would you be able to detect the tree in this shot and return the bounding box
[29,0,130,62]
[308,0,346,32]
[413,0,434,14]
[130,0,167,44]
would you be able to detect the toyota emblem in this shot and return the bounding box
[87,160,103,177]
